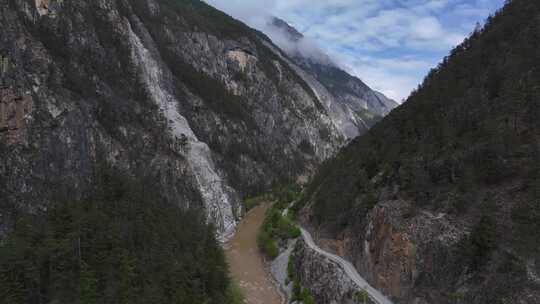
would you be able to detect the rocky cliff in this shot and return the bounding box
[0,0,351,239]
[299,0,540,303]
[291,237,376,304]
[267,17,398,139]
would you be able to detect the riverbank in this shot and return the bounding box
[225,203,283,304]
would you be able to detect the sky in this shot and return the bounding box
[204,0,506,102]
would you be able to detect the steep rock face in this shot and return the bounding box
[291,237,376,304]
[268,17,398,139]
[300,0,540,303]
[0,0,344,239]
[342,199,466,302]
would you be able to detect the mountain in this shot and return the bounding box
[0,0,367,302]
[266,17,399,139]
[297,0,540,303]
[0,0,350,239]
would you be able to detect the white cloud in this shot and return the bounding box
[333,52,432,101]
[204,0,506,101]
[411,17,444,40]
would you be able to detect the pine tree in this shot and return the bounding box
[80,262,99,304]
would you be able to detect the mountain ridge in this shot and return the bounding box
[0,0,356,240]
[265,17,399,139]
[297,0,540,303]
[0,0,376,302]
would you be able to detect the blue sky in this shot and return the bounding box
[205,0,506,101]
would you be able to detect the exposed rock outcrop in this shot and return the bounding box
[346,200,465,302]
[0,0,347,240]
[0,87,33,144]
[291,236,377,304]
[270,240,296,300]
[267,17,399,139]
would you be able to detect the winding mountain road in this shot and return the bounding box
[300,228,394,304]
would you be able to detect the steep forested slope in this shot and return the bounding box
[301,0,540,303]
[0,168,235,304]
[0,0,353,302]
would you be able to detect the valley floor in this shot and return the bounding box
[225,203,283,304]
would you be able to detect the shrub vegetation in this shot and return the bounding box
[256,185,302,259]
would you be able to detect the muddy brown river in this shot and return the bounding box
[226,203,283,304]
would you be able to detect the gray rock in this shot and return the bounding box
[267,17,399,139]
[0,0,351,239]
[291,237,377,304]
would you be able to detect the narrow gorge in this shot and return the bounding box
[2,0,538,304]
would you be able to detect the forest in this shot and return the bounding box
[305,0,540,260]
[0,167,240,304]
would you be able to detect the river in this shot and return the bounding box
[225,203,283,304]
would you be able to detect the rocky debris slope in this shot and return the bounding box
[0,0,346,239]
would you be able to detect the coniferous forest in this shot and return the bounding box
[0,168,239,304]
[302,0,540,301]
[307,0,540,238]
